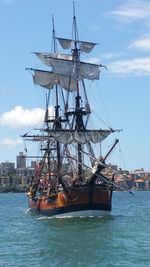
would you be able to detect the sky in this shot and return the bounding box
[0,0,150,171]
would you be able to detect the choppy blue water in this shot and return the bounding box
[0,191,150,267]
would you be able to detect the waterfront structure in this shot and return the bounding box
[0,175,19,188]
[0,155,150,191]
[0,162,15,176]
[131,168,149,180]
[16,152,26,168]
[135,179,145,190]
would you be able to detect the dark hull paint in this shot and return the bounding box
[29,188,112,217]
[29,202,112,216]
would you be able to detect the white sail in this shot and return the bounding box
[34,52,100,80]
[33,69,77,91]
[56,37,97,53]
[34,52,72,64]
[47,129,112,144]
[50,58,100,80]
[56,38,72,49]
[79,41,97,53]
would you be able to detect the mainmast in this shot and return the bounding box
[72,3,84,180]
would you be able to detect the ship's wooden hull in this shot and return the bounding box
[28,185,113,217]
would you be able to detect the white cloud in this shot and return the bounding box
[129,37,150,51]
[87,57,101,64]
[0,106,50,128]
[101,52,125,60]
[108,57,150,75]
[101,53,117,60]
[110,0,150,21]
[0,138,22,146]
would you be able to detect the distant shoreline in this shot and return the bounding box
[0,186,28,193]
[0,187,150,193]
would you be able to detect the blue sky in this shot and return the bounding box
[0,0,150,171]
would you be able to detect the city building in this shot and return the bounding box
[1,152,150,190]
[16,152,26,168]
[0,161,15,176]
[131,168,149,180]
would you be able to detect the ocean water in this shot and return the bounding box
[0,191,150,267]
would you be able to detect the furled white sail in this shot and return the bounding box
[33,69,77,91]
[34,52,100,80]
[56,37,97,53]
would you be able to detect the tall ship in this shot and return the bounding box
[24,5,125,217]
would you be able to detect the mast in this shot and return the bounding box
[45,93,51,179]
[72,3,83,180]
[52,15,61,173]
